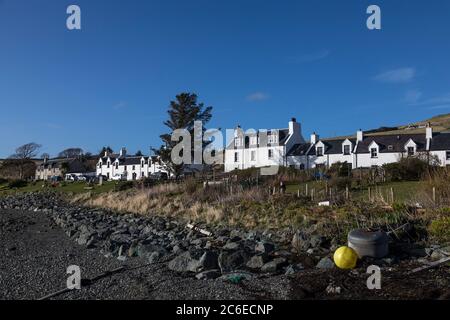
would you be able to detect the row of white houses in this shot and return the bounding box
[96,148,168,180]
[224,118,450,172]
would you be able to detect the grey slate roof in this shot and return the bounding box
[287,143,314,156]
[429,132,450,151]
[355,134,427,153]
[321,139,356,155]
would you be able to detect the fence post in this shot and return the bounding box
[390,187,394,204]
[297,189,300,198]
[432,187,436,204]
[345,185,349,201]
[368,187,371,202]
[305,183,308,197]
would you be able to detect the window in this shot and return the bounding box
[268,149,274,159]
[446,151,450,160]
[251,151,256,161]
[268,134,277,144]
[388,145,393,151]
[132,165,135,170]
[234,152,239,162]
[407,147,415,157]
[107,162,110,168]
[316,147,323,156]
[141,161,144,168]
[234,138,241,147]
[343,145,350,155]
[250,136,257,146]
[370,148,378,158]
[115,163,119,170]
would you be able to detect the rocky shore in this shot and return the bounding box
[1,192,449,300]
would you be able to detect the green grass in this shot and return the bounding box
[0,181,117,196]
[286,180,424,204]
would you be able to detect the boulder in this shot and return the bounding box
[218,250,250,273]
[255,241,275,254]
[246,254,269,269]
[285,263,305,275]
[260,257,287,273]
[316,257,335,269]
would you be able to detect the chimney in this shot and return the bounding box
[120,147,127,157]
[356,129,364,142]
[426,123,433,140]
[289,117,300,136]
[104,150,109,157]
[43,156,48,164]
[310,132,319,144]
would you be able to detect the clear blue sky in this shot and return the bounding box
[1,0,450,157]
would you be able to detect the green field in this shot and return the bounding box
[0,181,117,196]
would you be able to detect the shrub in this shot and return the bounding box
[428,216,450,243]
[8,180,28,189]
[383,157,429,181]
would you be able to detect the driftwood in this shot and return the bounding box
[186,223,213,237]
[38,266,125,300]
[410,257,450,274]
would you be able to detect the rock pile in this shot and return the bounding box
[1,193,333,278]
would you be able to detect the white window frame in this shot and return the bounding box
[343,145,351,155]
[370,148,378,158]
[268,149,274,159]
[316,147,323,156]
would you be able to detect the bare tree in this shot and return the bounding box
[10,143,42,179]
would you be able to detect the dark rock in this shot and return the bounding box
[316,257,335,269]
[218,250,250,273]
[255,241,275,254]
[246,254,270,269]
[261,257,287,273]
[285,263,304,275]
[223,241,241,251]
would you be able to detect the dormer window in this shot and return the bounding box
[370,148,378,158]
[343,145,350,155]
[107,162,110,168]
[115,163,119,170]
[316,147,323,156]
[234,138,241,147]
[407,147,415,157]
[141,161,144,168]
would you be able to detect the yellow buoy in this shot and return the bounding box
[333,246,358,269]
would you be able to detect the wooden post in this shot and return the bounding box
[433,187,436,204]
[368,187,371,202]
[297,189,300,198]
[345,185,349,201]
[311,189,315,201]
[390,187,394,204]
[305,184,308,197]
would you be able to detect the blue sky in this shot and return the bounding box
[1,0,450,157]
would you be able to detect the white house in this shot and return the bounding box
[225,119,450,172]
[96,148,169,181]
[224,118,305,172]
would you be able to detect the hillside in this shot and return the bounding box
[324,113,450,140]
